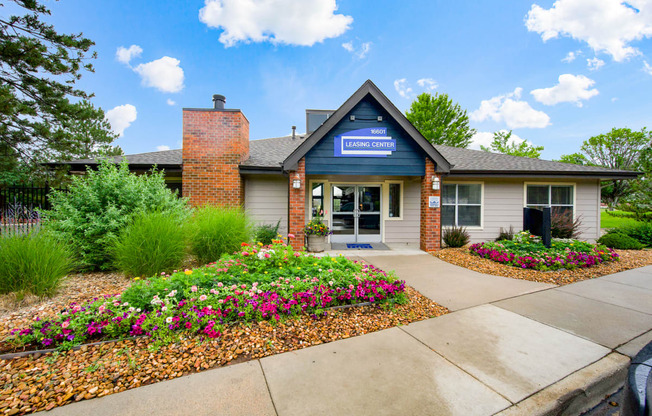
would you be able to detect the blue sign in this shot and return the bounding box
[334,127,396,158]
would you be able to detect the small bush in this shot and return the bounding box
[597,232,645,250]
[254,220,281,245]
[43,160,189,271]
[616,223,652,247]
[496,226,515,241]
[443,226,470,248]
[0,231,75,296]
[189,206,253,264]
[112,211,188,277]
[551,208,583,239]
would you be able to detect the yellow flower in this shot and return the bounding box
[134,277,140,281]
[264,271,268,274]
[258,242,263,246]
[185,270,193,275]
[297,266,301,270]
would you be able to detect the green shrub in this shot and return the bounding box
[616,223,652,247]
[112,211,188,277]
[597,232,645,250]
[0,231,75,296]
[43,160,189,270]
[496,226,515,241]
[254,220,281,245]
[551,208,583,239]
[443,226,470,248]
[189,206,253,265]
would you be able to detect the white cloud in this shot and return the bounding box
[417,78,438,92]
[644,60,652,75]
[525,0,652,62]
[166,98,176,106]
[394,78,413,99]
[156,145,171,151]
[612,97,619,102]
[530,74,598,107]
[199,0,353,47]
[105,104,137,137]
[587,57,605,70]
[562,50,582,62]
[116,45,143,65]
[133,57,185,93]
[341,40,371,58]
[470,130,526,150]
[470,88,550,129]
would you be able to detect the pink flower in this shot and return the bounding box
[191,285,198,292]
[242,251,250,256]
[199,295,208,301]
[217,282,223,288]
[61,321,69,329]
[288,233,295,238]
[294,252,300,257]
[264,253,271,258]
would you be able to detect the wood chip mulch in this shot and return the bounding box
[432,248,652,285]
[0,272,447,415]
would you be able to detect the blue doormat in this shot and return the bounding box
[346,243,373,249]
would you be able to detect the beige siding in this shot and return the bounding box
[244,175,288,235]
[384,180,420,244]
[444,178,601,243]
[576,179,601,241]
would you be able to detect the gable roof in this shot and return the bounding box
[57,138,639,179]
[282,79,452,173]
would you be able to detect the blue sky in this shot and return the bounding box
[41,0,652,160]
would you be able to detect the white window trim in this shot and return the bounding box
[523,182,577,219]
[382,180,404,221]
[441,181,484,230]
[308,179,330,220]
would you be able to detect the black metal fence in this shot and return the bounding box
[0,184,67,234]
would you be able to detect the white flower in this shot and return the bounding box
[122,302,129,307]
[167,290,177,297]
[166,317,173,324]
[161,306,167,311]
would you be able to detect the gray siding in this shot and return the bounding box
[244,175,288,235]
[444,178,601,243]
[384,180,420,243]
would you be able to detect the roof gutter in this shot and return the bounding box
[448,170,641,180]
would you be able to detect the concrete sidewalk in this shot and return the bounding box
[42,256,652,416]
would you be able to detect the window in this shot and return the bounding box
[526,184,573,215]
[388,183,401,218]
[442,183,482,227]
[312,183,324,217]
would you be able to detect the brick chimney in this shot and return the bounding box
[182,95,249,207]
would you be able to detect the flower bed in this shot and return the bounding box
[469,233,618,271]
[9,241,406,351]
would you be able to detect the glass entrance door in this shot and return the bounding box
[331,185,381,243]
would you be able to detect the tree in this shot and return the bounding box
[558,127,651,209]
[405,92,475,148]
[0,0,120,184]
[480,130,544,158]
[555,153,589,165]
[622,146,652,220]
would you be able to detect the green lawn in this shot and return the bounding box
[600,209,643,229]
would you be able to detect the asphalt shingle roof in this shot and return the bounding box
[432,144,638,176]
[62,135,638,178]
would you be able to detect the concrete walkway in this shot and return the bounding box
[42,255,652,416]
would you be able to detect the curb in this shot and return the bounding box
[495,352,630,416]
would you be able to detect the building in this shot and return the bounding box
[64,80,638,251]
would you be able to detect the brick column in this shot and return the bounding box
[420,158,442,252]
[288,159,306,250]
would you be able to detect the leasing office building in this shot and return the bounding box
[66,80,638,251]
